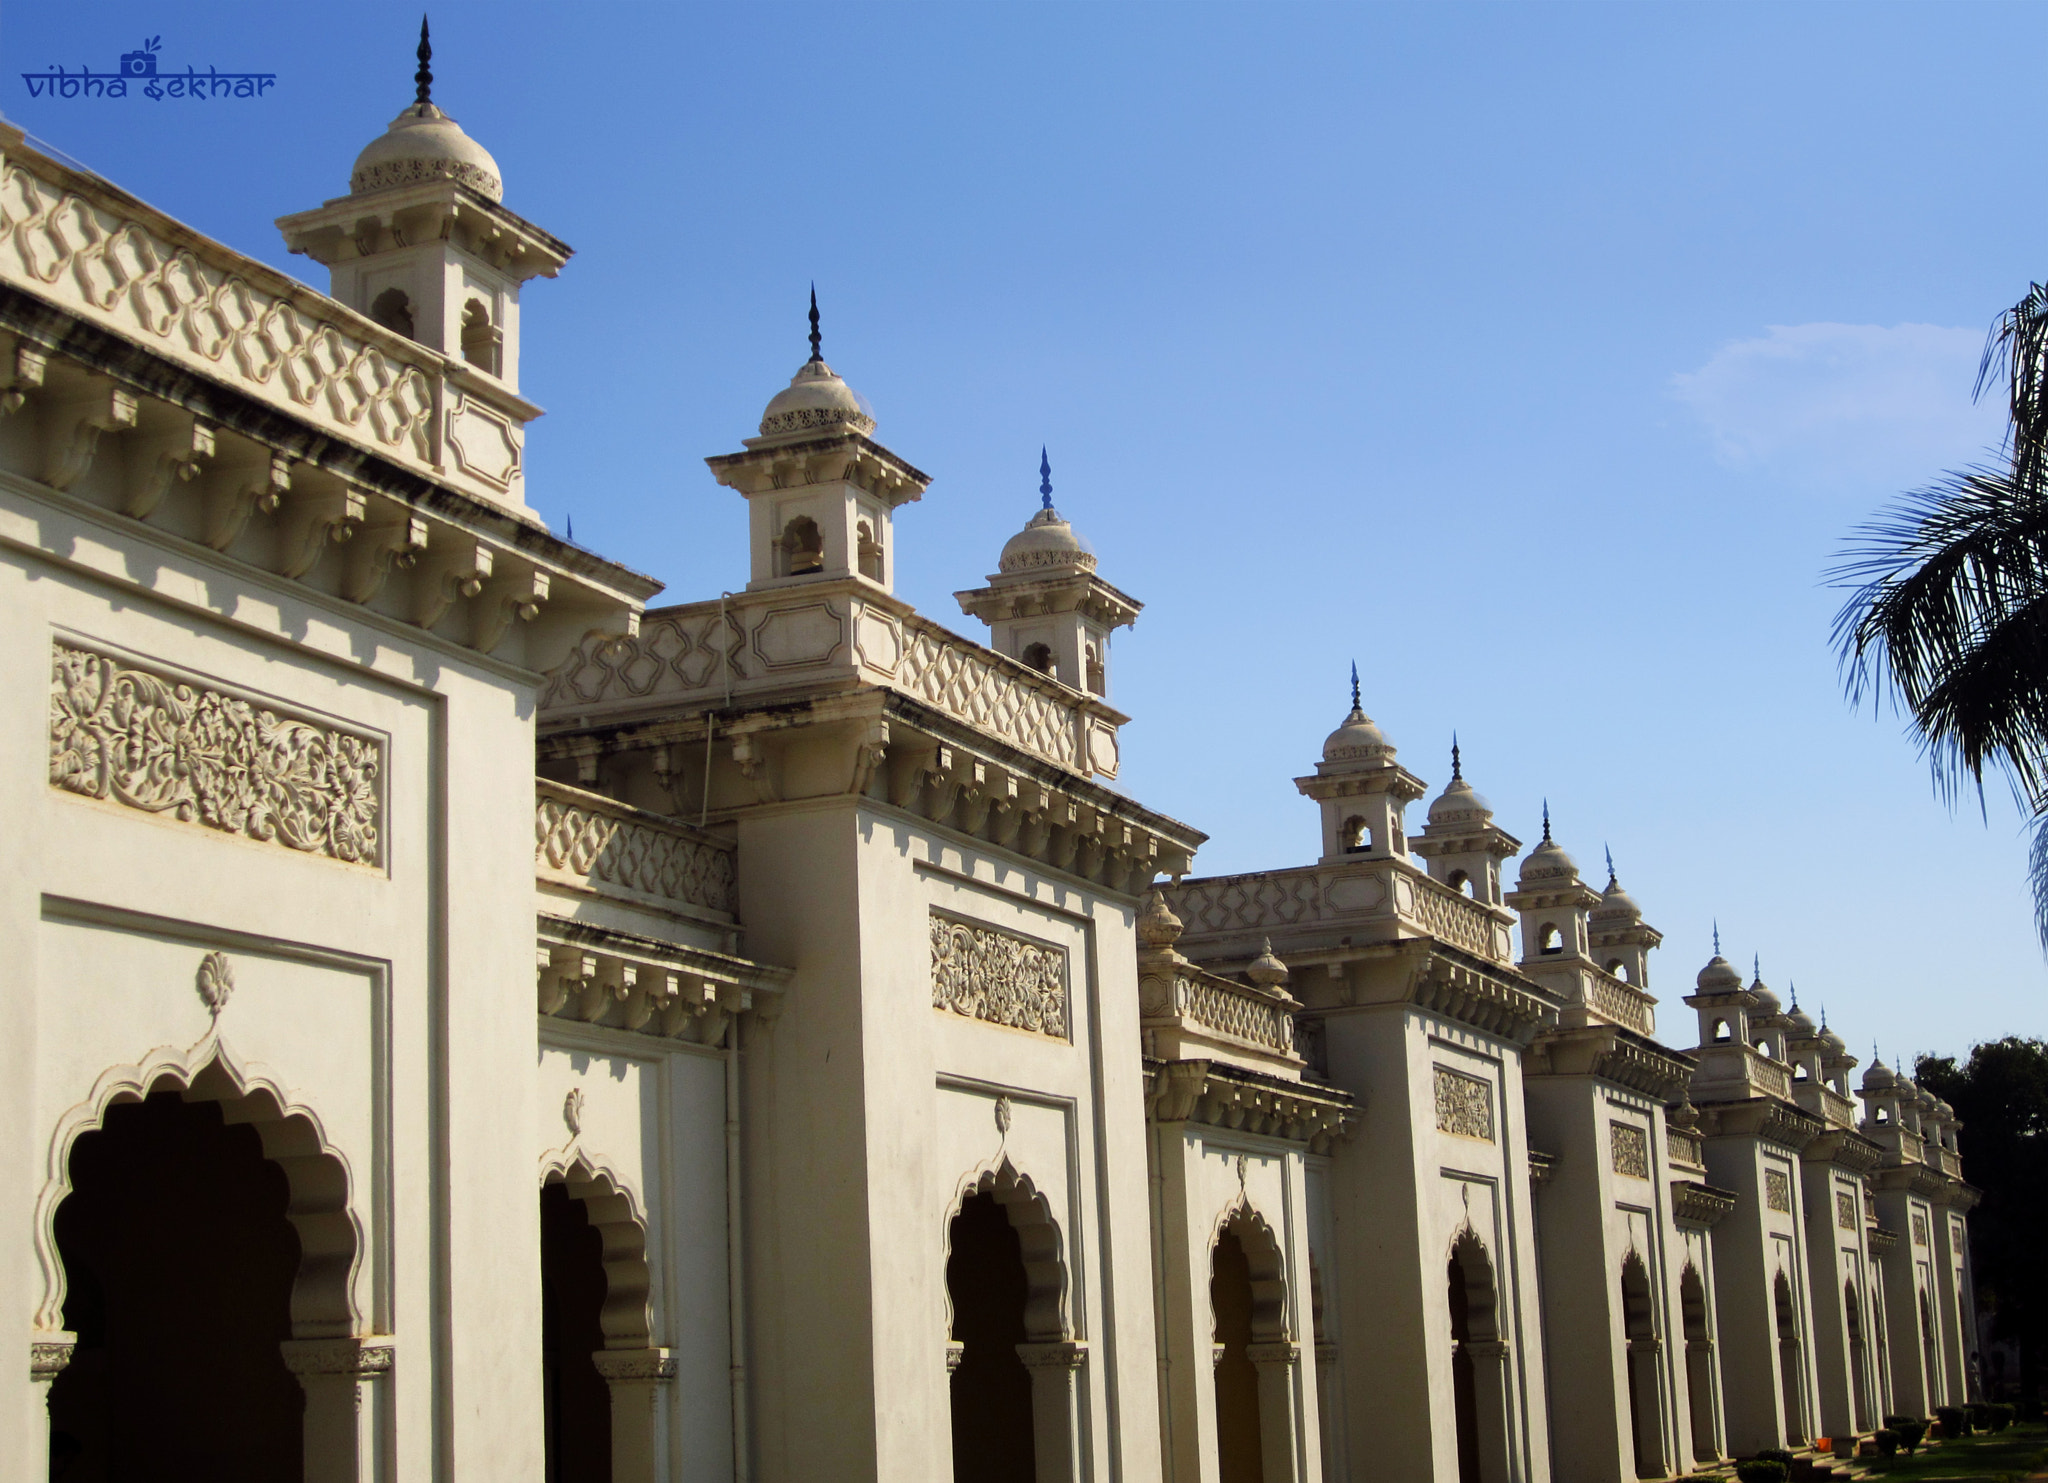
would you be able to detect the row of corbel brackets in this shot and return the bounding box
[538,937,767,1047]
[3,336,563,656]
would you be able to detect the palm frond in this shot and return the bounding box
[2028,813,2048,951]
[1977,283,2048,489]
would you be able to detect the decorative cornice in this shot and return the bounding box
[1868,1226,1899,1256]
[1526,1024,1693,1100]
[1144,1058,1354,1153]
[1800,1127,1884,1174]
[1529,1149,1558,1187]
[537,915,787,1048]
[1672,1180,1737,1229]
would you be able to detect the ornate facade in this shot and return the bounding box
[0,53,1978,1483]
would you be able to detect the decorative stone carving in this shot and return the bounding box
[29,1337,74,1381]
[590,1347,679,1383]
[1610,1121,1650,1179]
[280,1337,395,1378]
[1912,1211,1929,1246]
[930,912,1069,1040]
[1837,1191,1857,1230]
[195,950,234,1019]
[563,1088,585,1137]
[994,1095,1013,1137]
[1434,1066,1495,1142]
[1765,1168,1793,1213]
[49,641,383,865]
[535,781,737,917]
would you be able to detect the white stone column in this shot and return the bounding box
[1016,1339,1087,1483]
[281,1337,394,1483]
[28,1332,74,1481]
[1247,1341,1302,1483]
[592,1346,677,1483]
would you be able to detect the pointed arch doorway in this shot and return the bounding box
[1448,1230,1512,1483]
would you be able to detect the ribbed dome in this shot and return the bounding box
[1696,955,1744,993]
[758,358,875,442]
[1862,1058,1895,1091]
[1428,774,1492,826]
[1819,1024,1846,1055]
[1000,506,1097,576]
[351,102,503,201]
[1518,836,1579,885]
[1590,877,1642,925]
[1750,978,1782,1016]
[1786,1004,1817,1036]
[1323,706,1394,763]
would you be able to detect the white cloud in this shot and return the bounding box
[1672,322,2005,488]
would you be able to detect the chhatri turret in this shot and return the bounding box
[706,290,929,594]
[1586,849,1662,987]
[1411,736,1521,906]
[1503,804,1602,965]
[1294,665,1427,863]
[955,450,1141,697]
[277,20,570,395]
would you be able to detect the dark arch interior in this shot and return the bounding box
[1213,1228,1264,1483]
[947,1192,1035,1483]
[1449,1253,1481,1483]
[47,1090,304,1481]
[541,1181,612,1483]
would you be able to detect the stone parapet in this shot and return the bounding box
[1167,856,1513,965]
[536,778,736,924]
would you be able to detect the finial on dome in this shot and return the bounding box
[1350,661,1361,712]
[1040,447,1053,510]
[1713,920,1721,956]
[1789,981,1799,1009]
[1605,845,1616,889]
[807,284,822,364]
[414,17,433,109]
[1753,953,1761,983]
[1541,799,1552,844]
[1450,732,1462,781]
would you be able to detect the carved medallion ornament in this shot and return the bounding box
[1433,1067,1494,1142]
[1765,1168,1793,1214]
[49,642,382,865]
[195,951,234,1019]
[1609,1121,1650,1180]
[930,913,1069,1041]
[1837,1191,1857,1230]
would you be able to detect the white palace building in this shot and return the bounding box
[0,44,1980,1483]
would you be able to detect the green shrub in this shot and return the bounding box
[1893,1418,1929,1452]
[1735,1461,1789,1483]
[1987,1402,2016,1431]
[1755,1449,1796,1466]
[1936,1404,1969,1437]
[1874,1428,1899,1458]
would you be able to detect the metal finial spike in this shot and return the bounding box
[807,284,822,363]
[1753,953,1760,982]
[1713,920,1721,956]
[1039,446,1053,509]
[415,16,432,108]
[1450,732,1462,781]
[1605,845,1616,887]
[1541,799,1551,843]
[1350,662,1360,712]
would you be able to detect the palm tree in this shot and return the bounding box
[1832,284,2048,946]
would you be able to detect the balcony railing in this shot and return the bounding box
[536,779,736,920]
[1586,970,1655,1036]
[1168,857,1511,965]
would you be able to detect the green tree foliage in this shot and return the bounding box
[1917,1038,2048,1401]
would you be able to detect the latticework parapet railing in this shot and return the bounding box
[1585,970,1655,1036]
[1166,858,1511,966]
[536,779,736,920]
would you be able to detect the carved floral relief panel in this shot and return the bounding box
[1912,1211,1929,1246]
[1764,1168,1793,1214]
[1609,1121,1650,1179]
[930,912,1069,1041]
[1837,1191,1858,1230]
[48,639,383,865]
[1434,1066,1494,1142]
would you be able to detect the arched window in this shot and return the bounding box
[1793,1063,1810,1082]
[1712,1018,1732,1043]
[1606,958,1631,983]
[542,1181,612,1483]
[1754,1040,1774,1059]
[1084,642,1105,696]
[779,516,824,576]
[1212,1228,1264,1482]
[1021,643,1057,679]
[1875,1106,1891,1125]
[1621,1254,1667,1476]
[1538,923,1563,955]
[947,1193,1035,1483]
[1447,1230,1510,1483]
[1448,869,1472,896]
[1679,1264,1718,1465]
[370,286,415,339]
[1342,817,1369,853]
[461,297,501,374]
[1845,1279,1872,1431]
[1775,1272,1805,1442]
[856,519,884,582]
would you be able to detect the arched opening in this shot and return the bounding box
[1919,1290,1939,1400]
[461,296,502,374]
[1213,1228,1264,1483]
[1620,1253,1666,1477]
[1711,1018,1731,1043]
[1754,1041,1774,1059]
[1845,1280,1871,1431]
[946,1161,1077,1483]
[1774,1271,1805,1443]
[370,286,415,339]
[1679,1264,1718,1465]
[1342,816,1369,854]
[856,519,885,582]
[1607,958,1632,983]
[1084,642,1105,696]
[948,1193,1035,1483]
[1021,642,1057,680]
[1538,923,1563,956]
[1875,1107,1891,1125]
[778,515,825,576]
[1309,1253,1338,1479]
[543,1182,612,1483]
[1448,869,1473,896]
[46,1088,307,1479]
[1448,1229,1510,1483]
[1793,1063,1811,1082]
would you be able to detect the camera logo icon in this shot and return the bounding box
[118,36,162,78]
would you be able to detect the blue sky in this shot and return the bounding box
[8,2,2043,1062]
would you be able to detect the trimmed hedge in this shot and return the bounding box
[1873,1428,1900,1458]
[1735,1461,1789,1483]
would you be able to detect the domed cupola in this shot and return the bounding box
[1862,1055,1896,1093]
[1748,960,1782,1019]
[1294,665,1428,864]
[350,99,503,201]
[1516,805,1580,887]
[1586,849,1662,988]
[955,450,1142,705]
[1504,804,1603,967]
[754,306,877,445]
[1785,989,1817,1038]
[1412,737,1521,908]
